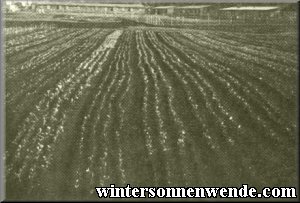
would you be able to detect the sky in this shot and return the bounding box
[7,0,298,3]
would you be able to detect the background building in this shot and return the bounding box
[31,2,146,15]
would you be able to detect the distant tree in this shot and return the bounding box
[14,2,24,9]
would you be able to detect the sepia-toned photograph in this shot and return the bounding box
[2,0,298,201]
